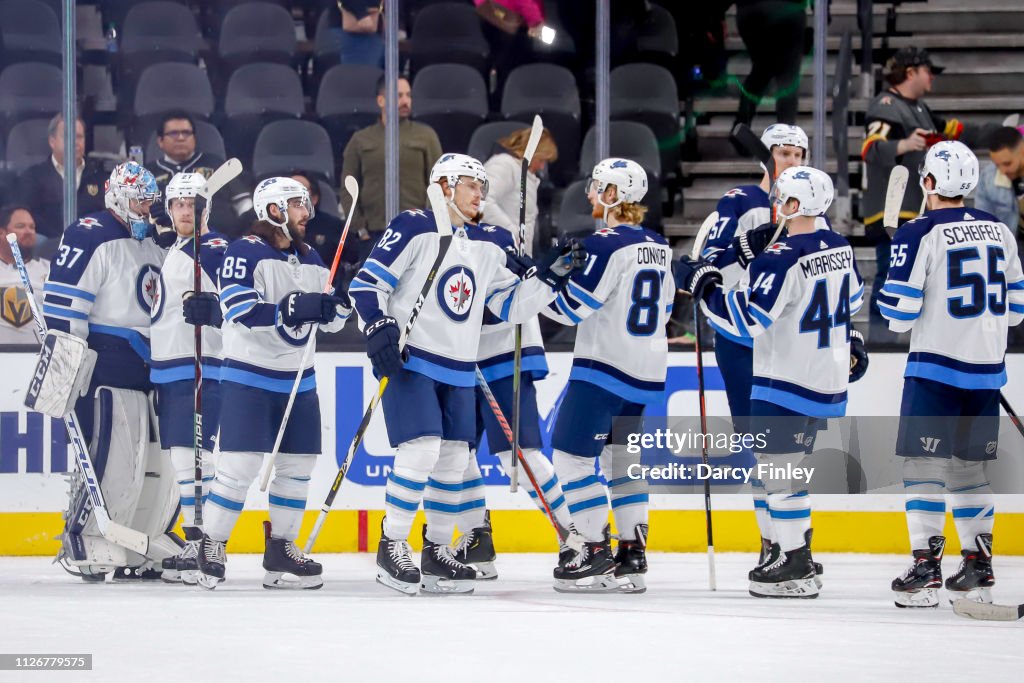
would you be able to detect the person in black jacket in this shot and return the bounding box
[734,0,807,128]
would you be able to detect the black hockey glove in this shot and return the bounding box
[673,256,722,299]
[535,239,588,289]
[183,292,222,328]
[733,223,777,268]
[849,328,869,382]
[503,246,535,278]
[278,291,350,326]
[364,315,406,378]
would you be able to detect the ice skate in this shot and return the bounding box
[553,525,618,593]
[749,544,819,598]
[892,536,944,608]
[946,533,993,605]
[420,526,476,595]
[452,510,497,580]
[197,533,226,590]
[376,519,419,595]
[262,523,323,590]
[613,523,648,593]
[162,526,202,585]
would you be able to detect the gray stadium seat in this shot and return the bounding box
[467,121,528,165]
[253,120,335,182]
[120,2,203,85]
[0,0,62,67]
[557,180,597,238]
[145,120,227,165]
[636,3,679,58]
[132,63,215,144]
[311,8,343,85]
[579,121,661,180]
[4,119,51,174]
[222,63,305,164]
[217,3,298,84]
[315,64,383,158]
[410,3,490,77]
[610,63,681,178]
[412,64,488,154]
[0,63,62,131]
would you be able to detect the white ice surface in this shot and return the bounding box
[0,553,1021,683]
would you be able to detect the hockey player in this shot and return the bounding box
[701,124,820,573]
[880,141,1024,608]
[541,158,673,593]
[149,173,229,584]
[350,153,585,595]
[677,166,867,598]
[197,177,351,590]
[39,161,183,582]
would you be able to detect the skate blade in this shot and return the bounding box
[553,574,620,594]
[470,561,498,581]
[813,575,823,590]
[160,570,183,584]
[614,573,647,594]
[180,570,199,586]
[749,578,819,599]
[196,573,224,590]
[419,575,475,595]
[263,571,323,590]
[375,570,418,596]
[893,587,938,608]
[947,587,992,606]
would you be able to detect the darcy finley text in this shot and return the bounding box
[626,463,815,485]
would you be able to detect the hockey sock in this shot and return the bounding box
[902,458,947,550]
[600,446,648,541]
[767,491,811,552]
[553,450,608,542]
[204,451,262,543]
[450,451,486,532]
[423,440,471,544]
[948,459,993,551]
[495,448,572,530]
[169,446,212,528]
[751,476,774,542]
[384,436,441,541]
[268,453,315,541]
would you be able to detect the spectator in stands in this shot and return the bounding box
[481,126,557,256]
[733,0,806,130]
[0,205,47,345]
[15,114,106,241]
[289,172,359,284]
[474,0,545,106]
[338,1,384,67]
[150,111,250,239]
[341,75,442,260]
[975,126,1024,236]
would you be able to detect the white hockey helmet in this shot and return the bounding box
[587,157,648,207]
[919,140,978,197]
[430,153,489,197]
[165,172,205,204]
[761,123,809,164]
[772,166,834,219]
[104,161,160,240]
[253,176,314,237]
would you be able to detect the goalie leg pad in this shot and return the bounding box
[25,330,97,418]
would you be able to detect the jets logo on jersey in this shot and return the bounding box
[151,273,167,322]
[274,311,314,347]
[135,264,161,313]
[724,188,747,198]
[764,242,792,255]
[206,238,229,249]
[595,228,618,238]
[435,266,476,323]
[241,235,263,245]
[78,217,101,229]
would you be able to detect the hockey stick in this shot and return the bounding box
[999,393,1024,441]
[190,158,242,524]
[510,115,545,493]
[259,176,360,491]
[953,598,1024,622]
[883,165,909,238]
[474,368,582,551]
[303,182,454,553]
[8,234,150,555]
[689,212,719,590]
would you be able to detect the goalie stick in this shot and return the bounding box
[510,115,544,493]
[303,182,454,553]
[259,175,360,491]
[883,165,909,237]
[7,234,150,555]
[953,598,1024,622]
[190,158,242,524]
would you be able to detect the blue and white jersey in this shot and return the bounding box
[700,228,864,417]
[217,234,349,393]
[879,207,1024,389]
[542,224,673,405]
[42,211,165,386]
[473,222,547,382]
[150,231,229,385]
[350,209,557,388]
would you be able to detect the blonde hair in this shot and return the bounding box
[498,127,558,163]
[614,201,648,226]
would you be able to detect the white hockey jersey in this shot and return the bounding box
[218,234,348,393]
[42,211,165,388]
[350,209,557,388]
[700,227,864,417]
[542,224,674,405]
[150,231,229,384]
[0,255,47,345]
[879,207,1024,389]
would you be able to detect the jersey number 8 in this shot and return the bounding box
[626,270,661,336]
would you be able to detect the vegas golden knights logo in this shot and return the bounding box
[0,286,33,328]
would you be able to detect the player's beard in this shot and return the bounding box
[287,221,310,256]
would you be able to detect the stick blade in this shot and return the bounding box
[103,521,150,555]
[426,183,452,235]
[343,175,359,204]
[523,115,544,164]
[691,211,719,260]
[200,158,243,198]
[883,165,910,233]
[953,598,1024,621]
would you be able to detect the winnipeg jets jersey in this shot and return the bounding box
[701,228,864,417]
[473,223,547,382]
[879,207,1024,389]
[350,209,557,388]
[218,234,348,393]
[150,232,229,384]
[42,211,165,388]
[543,224,673,405]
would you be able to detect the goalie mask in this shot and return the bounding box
[105,161,160,241]
[253,177,315,240]
[919,140,978,198]
[771,166,834,220]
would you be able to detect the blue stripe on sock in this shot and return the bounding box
[567,495,608,514]
[388,472,426,492]
[562,475,600,493]
[268,494,306,510]
[611,493,648,508]
[952,506,994,519]
[207,492,244,511]
[385,493,420,512]
[906,499,946,513]
[769,508,811,520]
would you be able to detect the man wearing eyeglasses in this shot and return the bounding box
[150,111,250,238]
